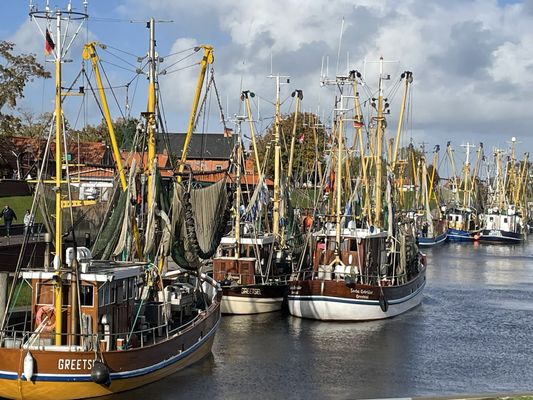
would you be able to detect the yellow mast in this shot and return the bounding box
[374,57,385,228]
[270,74,289,240]
[287,90,303,182]
[392,71,412,171]
[53,11,63,346]
[82,42,127,191]
[177,45,214,181]
[461,142,474,208]
[146,18,157,208]
[242,91,262,176]
[234,119,243,258]
[446,142,461,205]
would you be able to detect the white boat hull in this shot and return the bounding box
[221,295,284,315]
[288,281,425,321]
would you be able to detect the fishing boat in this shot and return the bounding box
[213,79,297,314]
[288,63,426,321]
[479,141,528,244]
[0,7,225,399]
[413,148,447,247]
[444,142,482,241]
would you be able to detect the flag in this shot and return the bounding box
[223,127,233,137]
[353,120,364,129]
[45,29,55,55]
[298,133,305,144]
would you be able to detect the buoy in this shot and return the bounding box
[23,352,34,382]
[91,360,110,385]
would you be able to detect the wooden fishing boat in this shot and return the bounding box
[0,7,226,399]
[213,87,293,315]
[289,63,426,321]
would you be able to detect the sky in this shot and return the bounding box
[1,0,532,168]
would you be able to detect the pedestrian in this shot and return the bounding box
[0,205,17,238]
[23,209,34,238]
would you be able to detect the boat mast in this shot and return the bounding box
[242,91,262,176]
[334,105,344,264]
[392,71,413,171]
[146,17,157,209]
[287,89,303,182]
[446,142,461,206]
[234,117,245,258]
[53,10,63,346]
[374,57,385,228]
[461,142,474,208]
[269,74,289,241]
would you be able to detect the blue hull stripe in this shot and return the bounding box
[418,233,447,247]
[1,319,219,382]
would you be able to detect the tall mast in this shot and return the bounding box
[53,10,63,346]
[374,57,385,228]
[234,117,244,258]
[461,142,474,208]
[446,142,461,205]
[269,74,289,241]
[242,91,262,176]
[287,89,303,182]
[335,107,344,261]
[146,17,157,209]
[392,71,413,170]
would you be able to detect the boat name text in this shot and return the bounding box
[58,358,95,370]
[241,288,261,295]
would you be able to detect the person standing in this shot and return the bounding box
[0,205,17,238]
[23,209,34,238]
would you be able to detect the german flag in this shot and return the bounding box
[45,29,55,55]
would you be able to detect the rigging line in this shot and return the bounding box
[100,59,126,119]
[210,68,228,131]
[82,68,109,131]
[161,46,197,59]
[100,42,141,59]
[100,59,139,73]
[163,62,200,75]
[100,47,139,69]
[162,50,199,72]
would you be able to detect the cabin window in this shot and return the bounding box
[489,217,494,222]
[128,278,136,299]
[328,241,336,251]
[36,283,54,305]
[350,240,358,251]
[455,216,459,222]
[98,283,110,306]
[80,285,94,307]
[111,283,117,304]
[504,217,508,223]
[122,280,128,301]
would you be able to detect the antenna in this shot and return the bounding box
[335,17,345,76]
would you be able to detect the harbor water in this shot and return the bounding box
[106,241,533,399]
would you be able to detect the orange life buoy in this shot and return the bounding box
[35,305,56,332]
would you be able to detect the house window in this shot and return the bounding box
[80,285,94,307]
[216,165,222,171]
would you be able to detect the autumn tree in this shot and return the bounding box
[254,112,327,184]
[0,41,50,135]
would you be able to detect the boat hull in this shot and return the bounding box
[417,231,447,247]
[478,229,524,244]
[221,284,287,315]
[287,268,426,321]
[0,302,220,400]
[446,228,480,242]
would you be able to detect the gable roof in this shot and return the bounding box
[157,133,234,160]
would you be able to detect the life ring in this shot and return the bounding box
[35,306,56,332]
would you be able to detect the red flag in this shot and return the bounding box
[45,29,55,55]
[298,133,305,144]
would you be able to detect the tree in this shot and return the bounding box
[254,112,327,183]
[0,41,50,135]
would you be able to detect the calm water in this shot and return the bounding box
[109,241,533,399]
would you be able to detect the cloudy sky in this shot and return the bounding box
[2,0,532,165]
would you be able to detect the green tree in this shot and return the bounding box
[0,41,50,135]
[254,112,327,183]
